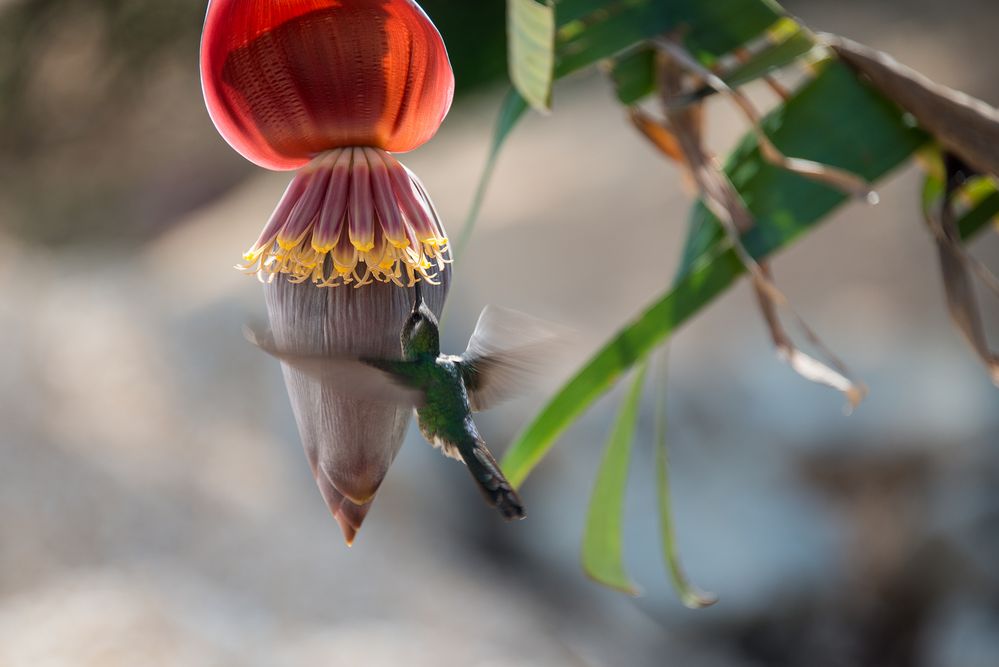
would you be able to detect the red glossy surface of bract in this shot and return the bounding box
[201,0,454,170]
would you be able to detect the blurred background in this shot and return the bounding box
[2,0,998,665]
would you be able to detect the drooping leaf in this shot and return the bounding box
[582,361,647,595]
[921,153,999,385]
[502,243,741,488]
[657,46,867,407]
[503,59,926,487]
[653,353,717,608]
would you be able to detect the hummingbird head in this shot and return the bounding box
[401,287,440,360]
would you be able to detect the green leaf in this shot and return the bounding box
[610,18,814,106]
[555,0,671,78]
[554,0,612,26]
[679,59,928,276]
[715,19,815,89]
[508,0,556,111]
[556,0,783,79]
[503,244,741,488]
[453,89,529,261]
[921,150,999,240]
[653,353,717,608]
[503,59,926,488]
[610,46,656,105]
[582,361,648,595]
[959,188,999,239]
[671,0,786,59]
[508,0,788,111]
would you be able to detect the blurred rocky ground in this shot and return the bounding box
[2,0,999,665]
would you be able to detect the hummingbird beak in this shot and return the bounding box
[412,281,425,315]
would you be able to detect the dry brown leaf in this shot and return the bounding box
[655,45,867,409]
[656,38,878,203]
[628,107,686,163]
[926,157,999,386]
[823,35,999,386]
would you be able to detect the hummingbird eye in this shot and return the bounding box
[403,311,424,337]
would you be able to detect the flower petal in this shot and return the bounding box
[313,148,352,252]
[277,158,333,249]
[348,147,375,252]
[247,175,309,257]
[381,151,435,238]
[366,147,408,248]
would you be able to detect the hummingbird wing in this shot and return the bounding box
[244,324,424,406]
[456,305,562,412]
[451,432,526,521]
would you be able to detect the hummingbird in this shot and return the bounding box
[247,285,559,521]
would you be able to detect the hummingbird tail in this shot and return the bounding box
[458,437,526,521]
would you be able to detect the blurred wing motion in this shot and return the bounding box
[244,324,424,406]
[455,306,563,412]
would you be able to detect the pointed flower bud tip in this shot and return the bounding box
[265,270,450,542]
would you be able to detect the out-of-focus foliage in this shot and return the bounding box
[581,361,645,595]
[504,57,927,486]
[476,0,999,598]
[0,0,506,245]
[507,0,784,113]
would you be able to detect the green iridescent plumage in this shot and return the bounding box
[249,289,560,521]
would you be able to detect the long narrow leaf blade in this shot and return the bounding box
[454,89,529,260]
[503,245,742,487]
[582,362,648,595]
[503,60,925,488]
[654,353,717,608]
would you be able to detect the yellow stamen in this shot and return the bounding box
[238,147,451,288]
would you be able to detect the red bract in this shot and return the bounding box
[201,0,455,171]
